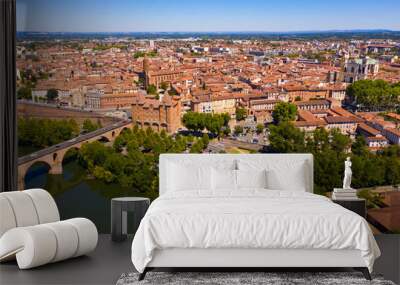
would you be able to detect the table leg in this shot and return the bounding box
[122,210,127,236]
[111,202,126,242]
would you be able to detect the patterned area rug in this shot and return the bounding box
[116,272,395,285]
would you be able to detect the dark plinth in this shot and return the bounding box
[332,198,366,218]
[111,197,150,242]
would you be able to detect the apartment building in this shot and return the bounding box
[191,93,236,117]
[357,123,389,149]
[384,128,400,145]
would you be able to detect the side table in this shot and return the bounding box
[332,198,366,218]
[111,197,150,242]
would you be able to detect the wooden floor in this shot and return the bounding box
[0,234,398,285]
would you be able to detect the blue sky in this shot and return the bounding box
[17,0,400,32]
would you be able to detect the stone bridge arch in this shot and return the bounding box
[18,158,54,191]
[18,121,133,190]
[97,135,112,142]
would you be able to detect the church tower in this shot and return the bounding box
[143,56,150,88]
[143,56,150,73]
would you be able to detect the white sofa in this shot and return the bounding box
[0,188,98,269]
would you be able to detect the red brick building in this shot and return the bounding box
[143,57,183,89]
[131,93,181,133]
[100,93,138,109]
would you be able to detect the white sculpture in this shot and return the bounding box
[343,157,352,190]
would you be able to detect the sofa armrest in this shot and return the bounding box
[0,226,57,268]
[0,218,98,269]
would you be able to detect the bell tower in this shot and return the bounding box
[143,56,150,73]
[143,56,150,88]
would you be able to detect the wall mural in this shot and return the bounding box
[16,3,400,234]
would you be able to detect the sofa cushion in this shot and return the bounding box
[0,192,39,227]
[0,196,17,238]
[24,189,60,224]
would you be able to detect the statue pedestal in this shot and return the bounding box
[332,199,366,218]
[333,188,356,193]
[332,188,358,200]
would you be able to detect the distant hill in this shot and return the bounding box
[16,30,400,41]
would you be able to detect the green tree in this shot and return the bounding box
[346,79,399,110]
[146,84,157,95]
[352,136,368,156]
[113,135,126,152]
[17,87,32,100]
[313,150,344,194]
[93,166,114,183]
[221,113,231,126]
[133,51,146,58]
[160,82,169,90]
[104,153,126,176]
[82,119,100,133]
[268,122,305,153]
[330,129,351,154]
[46,88,58,101]
[147,50,158,57]
[126,138,139,153]
[223,126,231,136]
[234,125,244,135]
[79,141,112,169]
[182,112,230,136]
[190,139,204,153]
[202,133,210,148]
[256,123,264,134]
[182,111,205,132]
[272,102,297,124]
[235,107,247,121]
[18,118,79,149]
[382,146,400,186]
[308,127,330,152]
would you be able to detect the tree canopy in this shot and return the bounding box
[146,84,158,95]
[46,88,58,101]
[77,126,207,198]
[256,123,264,134]
[82,119,102,133]
[182,111,230,136]
[160,82,169,90]
[268,122,400,194]
[234,125,244,135]
[133,50,158,59]
[346,79,400,110]
[272,102,297,124]
[235,107,247,121]
[269,122,305,153]
[17,87,32,100]
[18,117,79,149]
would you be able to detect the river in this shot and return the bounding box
[25,159,146,233]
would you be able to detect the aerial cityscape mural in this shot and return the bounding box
[16,0,400,233]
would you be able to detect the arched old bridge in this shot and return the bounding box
[18,120,133,190]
